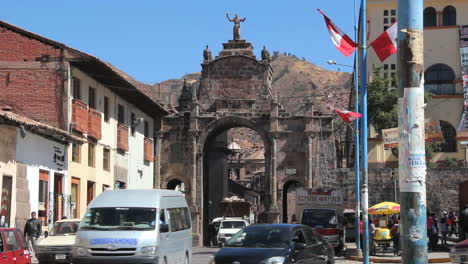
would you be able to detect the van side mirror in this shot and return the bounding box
[159,223,169,233]
[44,231,49,238]
[293,242,306,251]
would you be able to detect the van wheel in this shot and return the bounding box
[164,257,168,264]
[39,262,53,264]
[184,253,189,264]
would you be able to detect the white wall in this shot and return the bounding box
[16,130,70,224]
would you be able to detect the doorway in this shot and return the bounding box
[54,174,64,221]
[282,180,301,223]
[1,176,12,226]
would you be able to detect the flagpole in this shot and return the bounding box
[359,0,370,263]
[353,4,361,251]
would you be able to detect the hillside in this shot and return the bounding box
[143,54,352,115]
[140,54,352,154]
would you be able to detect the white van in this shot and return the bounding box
[217,218,249,244]
[72,189,192,264]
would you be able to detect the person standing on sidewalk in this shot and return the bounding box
[24,212,41,255]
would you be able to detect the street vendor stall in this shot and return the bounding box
[369,202,400,256]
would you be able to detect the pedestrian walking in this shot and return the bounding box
[24,212,41,255]
[448,211,459,237]
[427,212,438,251]
[440,212,448,245]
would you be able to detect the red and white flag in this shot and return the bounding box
[370,22,398,62]
[335,110,362,123]
[318,9,357,57]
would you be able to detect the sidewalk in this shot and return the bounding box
[345,243,451,263]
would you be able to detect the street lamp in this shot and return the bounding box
[326,60,353,68]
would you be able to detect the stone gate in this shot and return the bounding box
[155,31,338,246]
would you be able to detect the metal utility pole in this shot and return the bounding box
[359,0,369,263]
[397,0,428,263]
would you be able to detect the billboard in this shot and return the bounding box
[382,121,444,148]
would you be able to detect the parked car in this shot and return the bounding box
[450,239,468,263]
[0,227,32,264]
[217,218,249,244]
[35,218,81,264]
[73,189,192,264]
[210,224,335,264]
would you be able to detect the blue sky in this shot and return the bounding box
[1,0,358,84]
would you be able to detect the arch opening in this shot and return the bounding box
[442,6,456,26]
[167,179,185,191]
[201,117,271,246]
[424,64,455,95]
[424,7,437,27]
[282,180,302,223]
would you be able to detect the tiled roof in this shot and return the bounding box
[0,109,84,144]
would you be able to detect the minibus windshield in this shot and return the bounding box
[80,207,157,230]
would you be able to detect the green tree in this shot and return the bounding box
[368,67,398,134]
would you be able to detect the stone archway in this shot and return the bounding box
[159,32,337,246]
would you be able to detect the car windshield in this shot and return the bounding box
[50,221,80,236]
[301,209,338,228]
[225,226,290,248]
[221,221,246,229]
[80,207,156,230]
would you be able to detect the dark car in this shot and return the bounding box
[450,239,468,263]
[209,224,334,264]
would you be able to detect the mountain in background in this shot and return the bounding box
[141,54,352,115]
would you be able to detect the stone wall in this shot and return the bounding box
[336,168,468,214]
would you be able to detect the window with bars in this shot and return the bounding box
[383,9,397,30]
[424,64,456,95]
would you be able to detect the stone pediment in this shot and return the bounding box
[197,40,272,112]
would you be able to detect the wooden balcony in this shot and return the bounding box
[117,123,129,151]
[72,99,88,133]
[88,108,102,140]
[144,137,154,162]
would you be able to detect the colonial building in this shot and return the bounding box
[367,0,468,167]
[0,20,168,220]
[0,109,82,231]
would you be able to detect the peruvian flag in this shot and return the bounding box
[370,22,398,62]
[335,110,362,123]
[318,9,357,57]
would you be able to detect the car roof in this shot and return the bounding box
[55,218,81,223]
[88,189,184,208]
[246,224,302,230]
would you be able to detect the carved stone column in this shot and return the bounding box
[269,133,280,223]
[190,132,199,211]
[307,135,313,188]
